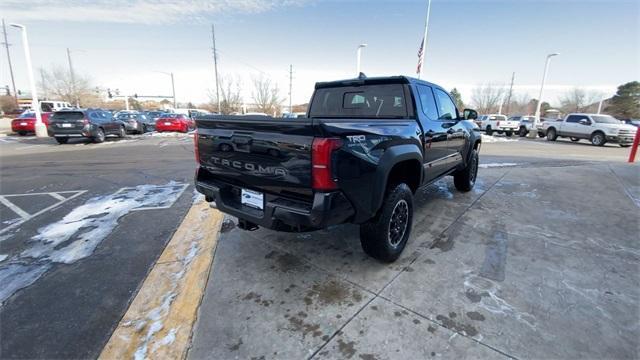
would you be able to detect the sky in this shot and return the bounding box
[1,0,639,108]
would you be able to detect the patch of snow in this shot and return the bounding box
[192,188,205,204]
[152,327,178,352]
[2,218,21,226]
[0,254,7,262]
[433,179,454,199]
[481,134,519,143]
[478,163,518,169]
[0,182,187,304]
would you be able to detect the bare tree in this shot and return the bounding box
[471,84,506,114]
[251,75,284,115]
[505,93,531,115]
[208,75,243,114]
[559,87,604,113]
[39,65,93,106]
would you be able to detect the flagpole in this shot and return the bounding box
[418,0,432,79]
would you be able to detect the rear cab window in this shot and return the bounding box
[309,84,408,118]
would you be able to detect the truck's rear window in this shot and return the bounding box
[309,84,407,118]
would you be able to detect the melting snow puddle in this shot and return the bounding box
[479,163,519,169]
[0,182,187,304]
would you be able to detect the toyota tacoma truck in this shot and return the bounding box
[194,76,481,262]
[542,113,636,147]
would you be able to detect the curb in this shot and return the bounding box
[99,200,223,360]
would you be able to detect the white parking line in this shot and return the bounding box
[0,191,87,236]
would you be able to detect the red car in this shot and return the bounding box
[11,111,52,136]
[155,114,194,133]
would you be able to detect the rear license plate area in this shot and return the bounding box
[241,188,264,210]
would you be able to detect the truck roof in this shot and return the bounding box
[315,75,443,91]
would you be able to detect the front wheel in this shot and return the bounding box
[117,125,126,138]
[454,149,479,192]
[546,128,557,141]
[360,183,413,263]
[485,126,493,136]
[590,132,606,146]
[519,127,528,137]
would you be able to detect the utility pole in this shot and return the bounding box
[211,24,221,113]
[505,72,515,115]
[66,48,79,107]
[2,19,19,108]
[40,68,47,99]
[288,64,293,114]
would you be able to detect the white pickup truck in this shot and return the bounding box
[542,113,637,147]
[476,114,519,137]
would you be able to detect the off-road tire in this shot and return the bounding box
[55,137,68,144]
[546,128,557,141]
[360,183,413,263]
[590,132,606,146]
[454,149,479,192]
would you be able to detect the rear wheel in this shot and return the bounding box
[570,137,580,142]
[505,131,513,137]
[93,128,105,143]
[454,149,478,192]
[118,125,126,138]
[590,132,606,146]
[546,128,557,141]
[485,126,493,136]
[360,183,413,263]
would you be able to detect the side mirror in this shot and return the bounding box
[463,108,478,120]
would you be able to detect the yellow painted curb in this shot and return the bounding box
[99,200,223,360]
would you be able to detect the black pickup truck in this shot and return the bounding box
[194,75,481,262]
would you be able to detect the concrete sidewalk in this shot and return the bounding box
[188,155,639,359]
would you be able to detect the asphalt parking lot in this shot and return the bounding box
[1,133,638,359]
[0,132,197,359]
[189,136,639,359]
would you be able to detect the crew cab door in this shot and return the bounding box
[433,88,465,167]
[415,84,454,181]
[563,114,590,137]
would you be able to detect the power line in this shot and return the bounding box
[1,19,18,107]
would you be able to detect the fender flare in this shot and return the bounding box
[370,144,423,216]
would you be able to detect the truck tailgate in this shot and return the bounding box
[195,115,315,200]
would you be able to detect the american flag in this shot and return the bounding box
[416,37,425,74]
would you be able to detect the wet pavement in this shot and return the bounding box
[189,140,639,359]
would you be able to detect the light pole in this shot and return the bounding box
[155,71,176,108]
[11,23,47,138]
[356,44,367,75]
[530,53,559,138]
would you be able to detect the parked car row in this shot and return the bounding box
[540,113,636,147]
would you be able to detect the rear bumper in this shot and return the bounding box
[156,123,185,132]
[48,126,98,138]
[195,169,355,231]
[12,123,35,132]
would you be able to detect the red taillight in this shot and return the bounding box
[312,138,342,191]
[194,129,200,163]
